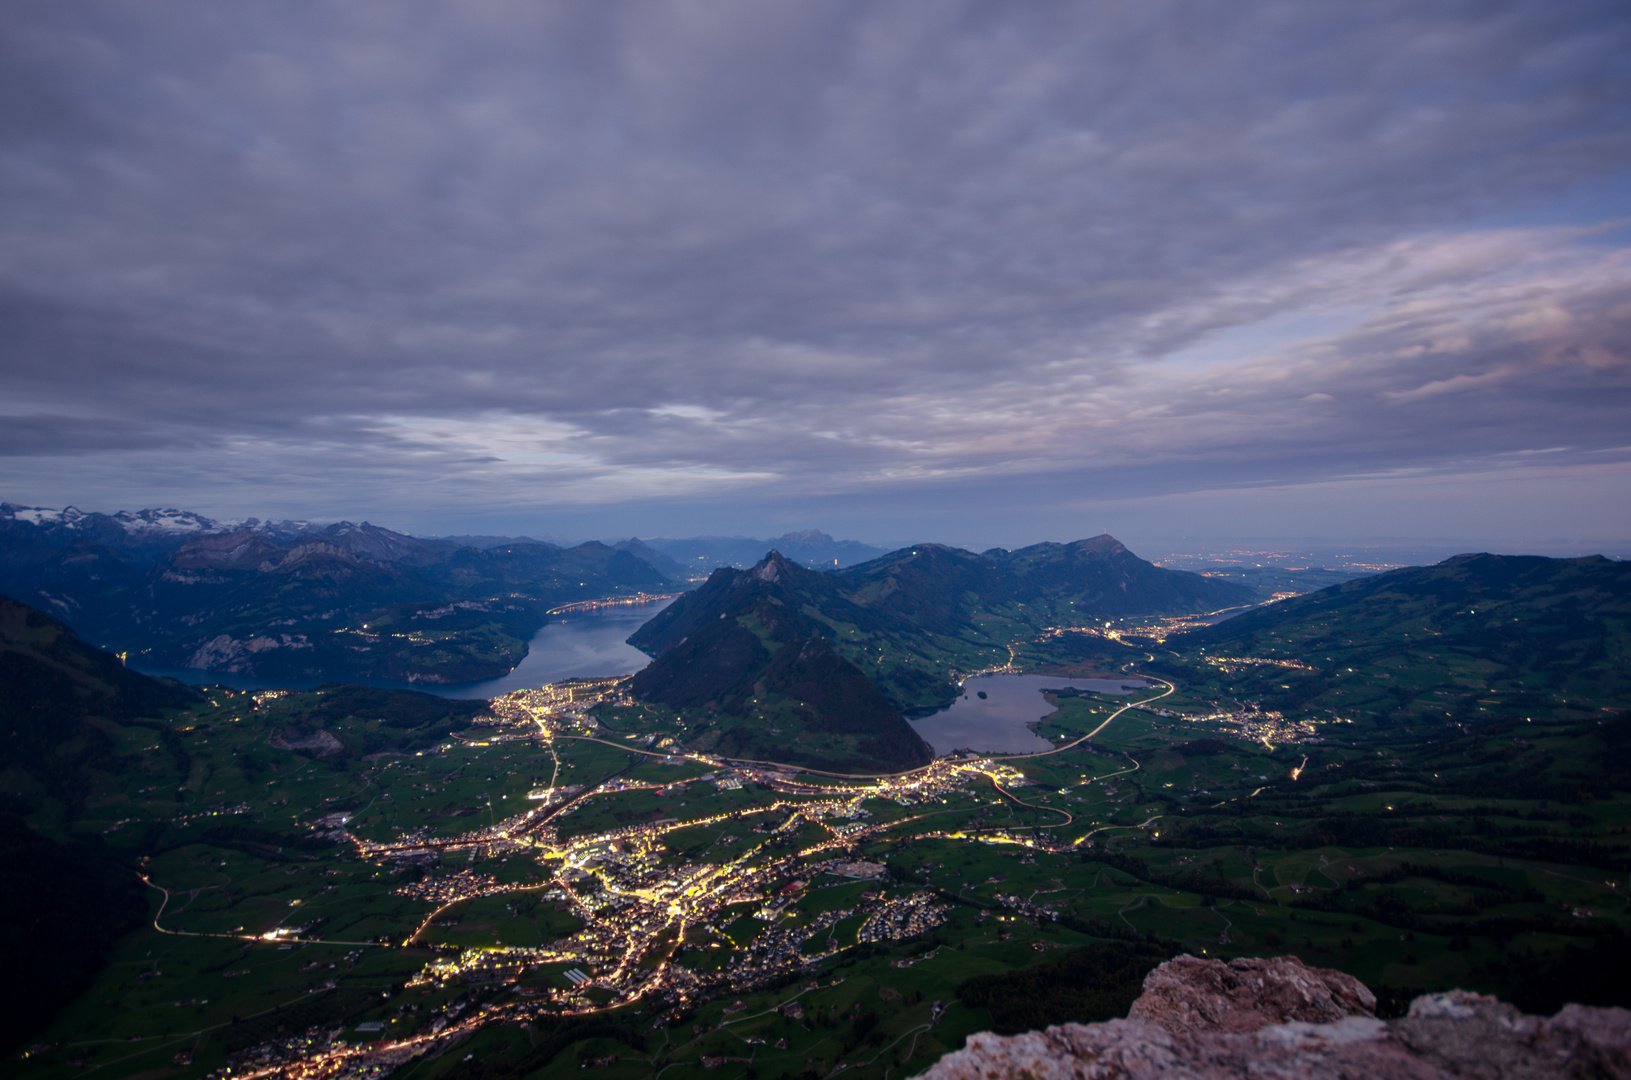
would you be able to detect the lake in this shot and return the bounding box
[130,598,672,699]
[909,672,1149,756]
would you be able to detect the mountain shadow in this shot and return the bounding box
[0,595,194,1054]
[1,594,198,819]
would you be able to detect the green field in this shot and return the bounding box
[9,627,1631,1080]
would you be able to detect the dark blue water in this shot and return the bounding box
[130,599,671,699]
[909,673,1148,756]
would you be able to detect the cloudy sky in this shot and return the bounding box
[3,1,1629,549]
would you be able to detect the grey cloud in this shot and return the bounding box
[0,414,201,455]
[1,0,1629,537]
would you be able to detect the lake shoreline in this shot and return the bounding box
[909,671,1149,756]
[131,598,673,699]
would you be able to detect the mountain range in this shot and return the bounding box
[0,505,1265,688]
[624,537,1257,769]
[629,551,935,772]
[434,530,894,573]
[634,535,1255,706]
[0,505,674,683]
[3,528,1628,1055]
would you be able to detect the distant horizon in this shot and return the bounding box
[4,4,1628,561]
[4,496,1625,566]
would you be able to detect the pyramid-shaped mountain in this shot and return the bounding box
[629,552,933,772]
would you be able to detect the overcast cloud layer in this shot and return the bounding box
[3,1,1629,548]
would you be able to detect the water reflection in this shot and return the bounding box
[909,673,1148,756]
[448,600,670,697]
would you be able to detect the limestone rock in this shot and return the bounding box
[1127,953,1377,1035]
[1390,990,1631,1080]
[917,956,1631,1080]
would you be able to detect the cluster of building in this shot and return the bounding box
[485,682,622,736]
[1201,654,1312,673]
[988,892,1062,922]
[171,800,254,826]
[856,893,951,943]
[391,868,500,905]
[408,944,568,990]
[204,1023,432,1080]
[545,592,678,616]
[1192,706,1325,748]
[209,677,1070,1073]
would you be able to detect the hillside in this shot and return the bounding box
[625,536,1254,768]
[838,535,1254,627]
[0,508,676,683]
[633,535,1255,712]
[5,567,1631,1074]
[0,593,503,1054]
[0,595,199,817]
[629,553,933,772]
[0,596,197,1053]
[0,593,491,831]
[1171,552,1631,721]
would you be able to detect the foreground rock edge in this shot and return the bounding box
[917,954,1631,1080]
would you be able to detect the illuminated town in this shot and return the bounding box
[117,642,1313,1080]
[181,677,1110,1079]
[40,618,1550,1080]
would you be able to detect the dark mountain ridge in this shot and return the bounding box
[837,534,1253,627]
[0,513,677,684]
[627,537,1256,768]
[0,595,198,805]
[0,595,197,1053]
[633,534,1254,711]
[610,537,689,579]
[1173,551,1631,717]
[0,594,502,1054]
[631,546,956,709]
[629,552,932,772]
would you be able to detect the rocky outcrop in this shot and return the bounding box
[1390,990,1631,1080]
[1127,954,1376,1035]
[171,528,289,571]
[918,955,1631,1080]
[187,632,312,672]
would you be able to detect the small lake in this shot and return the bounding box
[909,673,1149,757]
[130,599,672,699]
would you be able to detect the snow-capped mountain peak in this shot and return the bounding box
[109,507,226,534]
[1,503,245,535]
[0,503,348,551]
[1,503,90,527]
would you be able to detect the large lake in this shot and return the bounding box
[130,599,672,699]
[909,673,1149,756]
